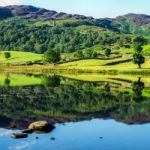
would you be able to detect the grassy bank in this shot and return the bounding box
[0,50,150,75]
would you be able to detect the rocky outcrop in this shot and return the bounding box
[28,121,55,133]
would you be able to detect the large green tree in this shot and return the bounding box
[44,50,60,64]
[133,53,145,68]
[4,52,11,59]
[132,41,145,69]
[104,48,111,58]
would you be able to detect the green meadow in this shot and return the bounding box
[0,51,42,64]
[0,44,150,74]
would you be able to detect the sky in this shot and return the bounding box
[0,0,149,18]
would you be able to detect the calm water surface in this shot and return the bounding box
[0,73,150,150]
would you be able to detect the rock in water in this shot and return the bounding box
[11,133,28,139]
[22,129,34,134]
[28,121,55,133]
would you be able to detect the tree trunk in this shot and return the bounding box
[138,63,141,69]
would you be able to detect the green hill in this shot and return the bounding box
[0,6,149,55]
[0,5,150,73]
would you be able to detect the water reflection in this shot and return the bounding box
[0,73,150,129]
[132,78,145,101]
[42,76,60,87]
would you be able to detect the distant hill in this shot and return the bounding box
[0,5,150,35]
[114,13,150,36]
[0,5,92,20]
[116,13,150,25]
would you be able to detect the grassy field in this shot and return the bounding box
[0,44,150,74]
[59,57,150,71]
[0,51,42,64]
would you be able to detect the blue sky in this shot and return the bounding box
[0,0,149,18]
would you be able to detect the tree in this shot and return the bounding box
[4,52,11,59]
[104,48,111,58]
[74,50,84,58]
[4,78,10,87]
[44,50,60,64]
[132,42,145,69]
[103,83,110,92]
[133,36,147,46]
[133,43,142,52]
[92,51,98,58]
[84,49,93,58]
[132,78,144,101]
[42,76,60,87]
[35,43,47,54]
[133,53,145,68]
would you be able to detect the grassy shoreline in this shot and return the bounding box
[1,64,150,76]
[0,51,150,75]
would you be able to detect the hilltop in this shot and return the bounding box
[0,5,150,34]
[0,5,92,20]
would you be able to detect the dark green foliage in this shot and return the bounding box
[4,78,10,87]
[104,48,111,57]
[4,52,11,59]
[0,18,133,54]
[0,76,149,125]
[133,53,145,68]
[44,50,60,63]
[132,78,145,101]
[132,78,144,96]
[0,8,13,19]
[84,49,93,57]
[42,76,60,87]
[92,51,98,58]
[133,36,147,46]
[74,50,84,58]
[132,36,145,68]
[103,83,110,92]
[133,43,143,52]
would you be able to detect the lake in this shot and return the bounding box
[0,73,150,150]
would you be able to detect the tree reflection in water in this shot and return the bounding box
[0,75,150,129]
[132,77,145,101]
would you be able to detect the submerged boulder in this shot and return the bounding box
[28,121,55,133]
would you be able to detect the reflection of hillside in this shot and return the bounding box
[0,73,41,86]
[0,76,150,129]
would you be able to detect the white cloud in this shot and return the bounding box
[0,0,20,6]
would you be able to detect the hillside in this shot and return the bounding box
[0,5,150,36]
[115,13,150,36]
[0,5,149,69]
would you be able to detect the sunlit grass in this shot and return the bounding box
[0,51,42,63]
